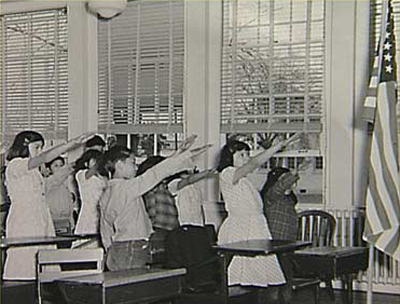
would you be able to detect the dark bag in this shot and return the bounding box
[164,225,220,292]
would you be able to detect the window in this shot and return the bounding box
[0,8,68,143]
[221,0,326,204]
[97,0,185,150]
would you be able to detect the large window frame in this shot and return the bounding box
[0,7,68,143]
[220,0,326,204]
[97,0,185,138]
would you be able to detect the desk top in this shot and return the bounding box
[0,234,98,249]
[214,239,311,256]
[57,268,187,288]
[295,246,368,257]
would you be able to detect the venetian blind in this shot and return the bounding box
[97,0,184,135]
[221,0,325,133]
[0,8,68,142]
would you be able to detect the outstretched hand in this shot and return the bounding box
[205,168,218,177]
[296,158,313,172]
[190,144,212,159]
[283,133,301,147]
[71,132,96,146]
[174,134,197,156]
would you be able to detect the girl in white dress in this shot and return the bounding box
[73,150,106,247]
[216,134,299,300]
[4,130,93,280]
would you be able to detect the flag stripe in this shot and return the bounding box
[384,229,400,257]
[363,0,400,262]
[367,165,391,231]
[373,90,400,212]
[377,83,400,219]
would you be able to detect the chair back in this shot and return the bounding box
[37,248,104,283]
[164,225,220,292]
[297,210,336,247]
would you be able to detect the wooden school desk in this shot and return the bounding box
[1,234,99,304]
[0,234,98,249]
[56,267,187,304]
[213,239,312,304]
[293,246,369,304]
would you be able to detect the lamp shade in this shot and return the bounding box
[87,0,127,19]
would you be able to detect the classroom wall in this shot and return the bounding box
[1,0,372,228]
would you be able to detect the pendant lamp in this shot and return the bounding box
[87,0,127,19]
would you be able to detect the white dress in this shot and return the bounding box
[4,158,56,280]
[169,179,204,226]
[75,170,106,235]
[218,166,285,287]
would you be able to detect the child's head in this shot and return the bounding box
[75,149,103,171]
[101,146,135,179]
[85,135,106,152]
[263,166,299,195]
[136,156,168,189]
[7,130,45,161]
[217,140,250,172]
[136,155,165,176]
[46,156,66,174]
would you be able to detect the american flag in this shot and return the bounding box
[363,0,400,261]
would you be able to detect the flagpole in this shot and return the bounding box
[367,245,374,304]
[365,2,389,304]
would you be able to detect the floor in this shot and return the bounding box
[291,288,400,304]
[177,287,400,304]
[2,282,400,304]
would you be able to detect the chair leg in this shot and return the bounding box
[313,284,320,304]
[37,280,42,304]
[326,280,335,300]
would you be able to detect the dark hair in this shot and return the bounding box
[260,166,298,203]
[85,135,105,149]
[261,167,291,195]
[74,149,103,171]
[45,156,65,169]
[136,155,165,176]
[217,140,250,172]
[7,130,44,161]
[100,145,133,178]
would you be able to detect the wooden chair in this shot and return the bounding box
[164,224,257,304]
[297,210,336,247]
[294,209,337,300]
[37,248,104,304]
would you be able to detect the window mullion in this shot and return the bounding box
[168,0,173,133]
[268,0,275,125]
[54,11,59,137]
[304,0,312,131]
[28,13,32,128]
[1,17,7,141]
[230,0,238,133]
[106,20,112,136]
[134,3,141,126]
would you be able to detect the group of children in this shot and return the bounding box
[2,131,213,278]
[2,129,302,304]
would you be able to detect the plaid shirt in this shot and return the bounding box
[263,178,299,241]
[143,184,179,231]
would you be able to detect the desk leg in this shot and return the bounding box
[347,275,353,304]
[218,253,229,304]
[341,275,353,304]
[277,252,293,303]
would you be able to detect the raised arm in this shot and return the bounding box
[28,133,95,170]
[232,133,300,185]
[175,168,217,191]
[127,136,212,197]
